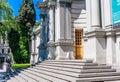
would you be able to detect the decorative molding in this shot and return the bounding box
[106,30,116,37]
[91,25,101,28]
[55,42,74,46]
[56,1,71,8]
[85,29,106,38]
[116,30,120,36]
[47,42,55,47]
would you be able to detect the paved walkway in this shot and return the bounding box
[0,71,6,81]
[0,64,6,82]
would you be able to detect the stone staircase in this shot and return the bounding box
[6,60,120,82]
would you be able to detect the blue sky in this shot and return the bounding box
[8,0,43,21]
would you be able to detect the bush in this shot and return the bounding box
[12,64,31,69]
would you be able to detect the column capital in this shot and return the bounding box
[56,1,71,8]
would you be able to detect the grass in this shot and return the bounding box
[12,64,31,69]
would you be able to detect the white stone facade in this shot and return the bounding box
[0,36,9,54]
[35,0,120,66]
[30,27,40,64]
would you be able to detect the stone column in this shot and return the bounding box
[47,4,56,59]
[55,1,65,41]
[85,0,106,64]
[65,3,72,41]
[30,35,34,64]
[106,31,116,65]
[30,34,37,64]
[38,4,48,61]
[49,5,55,42]
[91,0,101,29]
[104,0,116,65]
[55,1,74,60]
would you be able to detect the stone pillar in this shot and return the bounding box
[37,4,48,61]
[49,5,55,42]
[91,0,101,29]
[65,3,72,41]
[55,1,74,60]
[103,0,116,65]
[101,0,112,29]
[30,34,37,64]
[106,31,116,65]
[85,0,106,64]
[86,0,92,30]
[55,1,65,40]
[47,4,56,59]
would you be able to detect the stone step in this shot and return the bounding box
[6,59,120,82]
[7,72,19,82]
[15,69,38,82]
[36,65,116,73]
[104,80,120,82]
[39,63,111,69]
[26,68,77,82]
[27,67,120,82]
[76,75,120,82]
[45,59,93,63]
[17,69,52,82]
[32,67,79,77]
[12,71,27,82]
[42,62,98,66]
[33,66,120,78]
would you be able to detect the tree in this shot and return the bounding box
[17,0,36,28]
[0,0,14,40]
[16,0,36,63]
[8,28,21,63]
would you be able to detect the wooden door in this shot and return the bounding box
[75,29,84,59]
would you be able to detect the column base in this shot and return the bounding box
[55,41,75,60]
[47,42,56,60]
[30,53,37,64]
[84,28,106,64]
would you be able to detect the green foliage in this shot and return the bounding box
[0,0,15,40]
[7,28,22,63]
[17,0,36,28]
[13,0,36,63]
[0,0,13,20]
[19,36,29,63]
[0,0,36,64]
[12,64,31,69]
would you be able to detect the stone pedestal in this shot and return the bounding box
[106,28,116,65]
[47,42,56,59]
[30,53,37,65]
[84,29,106,64]
[55,42,74,60]
[3,62,9,72]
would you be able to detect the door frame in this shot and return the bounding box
[75,29,84,59]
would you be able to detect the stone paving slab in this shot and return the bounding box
[0,71,6,82]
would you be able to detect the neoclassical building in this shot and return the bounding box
[0,36,10,63]
[31,0,120,66]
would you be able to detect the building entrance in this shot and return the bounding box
[75,29,84,59]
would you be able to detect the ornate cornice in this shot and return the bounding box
[85,29,106,38]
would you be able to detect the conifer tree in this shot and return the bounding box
[17,0,36,63]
